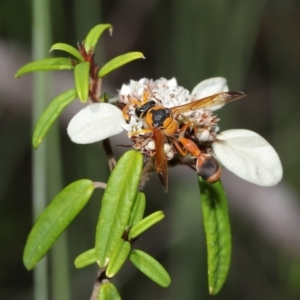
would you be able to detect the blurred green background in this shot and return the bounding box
[1,0,300,299]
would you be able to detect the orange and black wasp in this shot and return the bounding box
[123,91,246,191]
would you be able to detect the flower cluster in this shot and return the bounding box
[67,77,283,187]
[118,78,223,162]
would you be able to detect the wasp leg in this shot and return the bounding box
[141,90,150,103]
[172,123,197,157]
[177,121,193,134]
[172,138,188,156]
[177,136,201,157]
[128,128,153,138]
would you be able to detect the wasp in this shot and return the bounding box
[123,91,246,191]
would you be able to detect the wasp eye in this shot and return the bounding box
[135,100,157,118]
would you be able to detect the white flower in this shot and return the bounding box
[67,77,283,187]
[119,77,192,109]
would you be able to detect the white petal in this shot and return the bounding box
[120,84,131,95]
[120,124,133,132]
[191,77,229,99]
[67,103,126,144]
[212,129,283,186]
[138,78,147,84]
[192,77,229,111]
[167,77,178,87]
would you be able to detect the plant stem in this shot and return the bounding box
[32,0,51,299]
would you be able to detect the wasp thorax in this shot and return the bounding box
[150,107,171,128]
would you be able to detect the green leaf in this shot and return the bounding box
[98,282,121,300]
[129,211,164,239]
[32,89,78,148]
[106,239,131,278]
[15,58,73,78]
[23,180,95,270]
[198,178,231,295]
[127,192,146,227]
[98,52,145,78]
[95,150,143,267]
[74,248,96,268]
[50,43,84,62]
[74,62,90,102]
[84,24,113,53]
[130,250,171,287]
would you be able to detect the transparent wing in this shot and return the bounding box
[170,92,246,115]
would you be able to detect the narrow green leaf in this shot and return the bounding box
[98,282,121,300]
[74,248,96,268]
[130,250,171,287]
[32,89,78,148]
[127,192,146,227]
[95,150,143,267]
[129,211,164,239]
[106,239,131,278]
[50,43,84,62]
[198,178,231,295]
[84,24,113,53]
[98,52,145,78]
[74,62,90,102]
[15,58,73,78]
[23,180,95,270]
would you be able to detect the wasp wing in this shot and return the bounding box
[170,91,246,115]
[153,128,168,192]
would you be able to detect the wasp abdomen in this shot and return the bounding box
[197,155,221,183]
